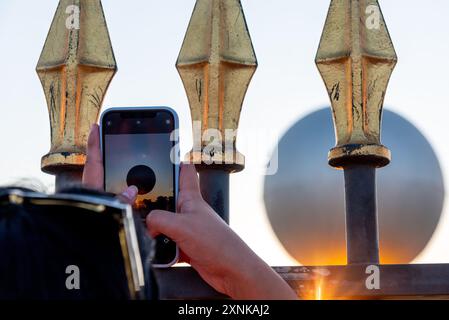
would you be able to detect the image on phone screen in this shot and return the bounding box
[102,108,178,266]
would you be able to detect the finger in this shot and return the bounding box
[179,163,201,195]
[117,185,138,205]
[82,124,104,190]
[177,163,202,212]
[146,210,182,241]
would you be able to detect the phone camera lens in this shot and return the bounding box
[165,119,171,125]
[136,120,141,125]
[107,121,112,126]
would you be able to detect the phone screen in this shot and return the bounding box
[102,109,178,266]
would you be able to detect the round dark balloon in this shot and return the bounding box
[264,108,445,265]
[126,165,156,195]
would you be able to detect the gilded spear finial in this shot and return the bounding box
[36,0,116,177]
[316,0,397,168]
[176,0,257,173]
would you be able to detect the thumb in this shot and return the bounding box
[178,163,203,212]
[118,185,138,205]
[146,210,183,241]
[179,163,201,196]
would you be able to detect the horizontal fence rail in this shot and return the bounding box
[154,264,449,300]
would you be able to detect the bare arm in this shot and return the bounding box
[83,125,297,300]
[147,164,297,300]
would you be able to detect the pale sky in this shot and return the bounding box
[0,0,448,266]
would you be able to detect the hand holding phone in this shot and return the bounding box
[83,127,297,299]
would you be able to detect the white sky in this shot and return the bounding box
[0,0,448,266]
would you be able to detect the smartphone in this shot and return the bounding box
[100,107,179,267]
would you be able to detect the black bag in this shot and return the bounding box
[0,187,155,300]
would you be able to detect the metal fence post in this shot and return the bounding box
[176,0,258,223]
[36,0,116,191]
[316,0,397,264]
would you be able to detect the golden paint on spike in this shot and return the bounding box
[316,0,397,168]
[36,0,116,175]
[177,0,257,173]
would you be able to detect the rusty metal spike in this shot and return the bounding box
[36,0,116,176]
[316,0,397,168]
[176,0,257,173]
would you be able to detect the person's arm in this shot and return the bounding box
[83,124,297,300]
[147,164,297,300]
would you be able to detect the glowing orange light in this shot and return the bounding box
[316,284,323,300]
